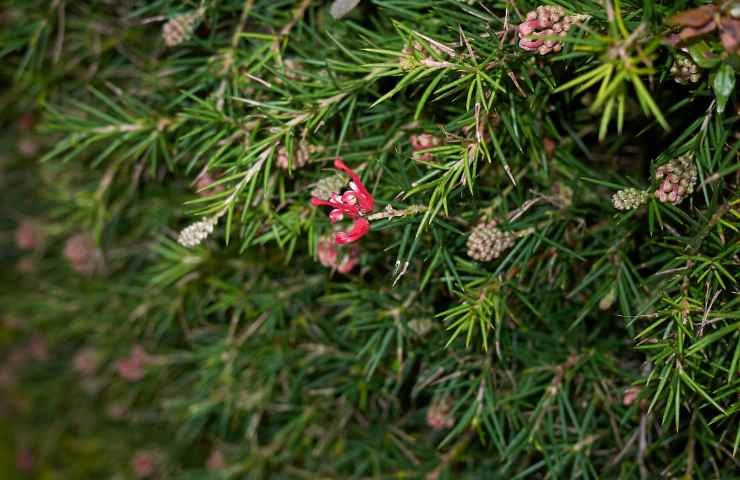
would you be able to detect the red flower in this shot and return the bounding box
[311,158,374,244]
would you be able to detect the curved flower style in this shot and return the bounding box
[310,158,374,244]
[334,217,369,245]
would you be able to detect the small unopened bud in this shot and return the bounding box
[131,449,161,478]
[329,0,361,19]
[408,318,434,337]
[195,172,224,197]
[612,188,649,210]
[276,142,310,170]
[28,335,48,361]
[15,221,43,251]
[623,386,641,406]
[467,221,516,262]
[399,41,448,70]
[178,216,218,247]
[16,446,34,475]
[310,173,348,201]
[671,55,702,85]
[115,345,150,382]
[598,286,617,310]
[410,133,441,161]
[73,348,101,376]
[427,399,455,430]
[653,155,697,205]
[63,233,99,275]
[207,449,226,471]
[517,5,584,55]
[162,9,204,47]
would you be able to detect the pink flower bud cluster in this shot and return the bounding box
[623,386,641,406]
[207,449,226,471]
[517,5,573,55]
[131,449,161,478]
[276,142,310,170]
[194,171,225,197]
[654,155,697,205]
[16,446,34,474]
[426,400,455,430]
[115,345,150,382]
[27,335,49,361]
[410,133,441,161]
[15,221,43,251]
[63,233,99,275]
[399,41,447,70]
[73,348,101,376]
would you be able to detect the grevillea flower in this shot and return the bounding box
[310,159,374,245]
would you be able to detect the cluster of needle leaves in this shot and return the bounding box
[0,0,738,478]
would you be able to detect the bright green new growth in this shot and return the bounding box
[1,0,738,478]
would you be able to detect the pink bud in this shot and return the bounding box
[63,233,98,275]
[28,335,48,362]
[207,449,226,471]
[16,446,34,474]
[623,386,641,406]
[426,401,455,430]
[73,348,100,376]
[131,450,159,478]
[116,346,149,382]
[15,221,43,251]
[195,172,224,197]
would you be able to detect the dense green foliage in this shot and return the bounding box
[1,0,739,478]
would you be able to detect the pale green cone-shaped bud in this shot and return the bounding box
[178,216,218,247]
[467,221,516,262]
[310,173,348,201]
[163,10,204,47]
[612,188,649,210]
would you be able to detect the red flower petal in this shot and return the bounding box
[335,217,370,244]
[333,159,374,213]
[311,197,335,207]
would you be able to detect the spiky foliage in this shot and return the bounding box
[1,1,738,479]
